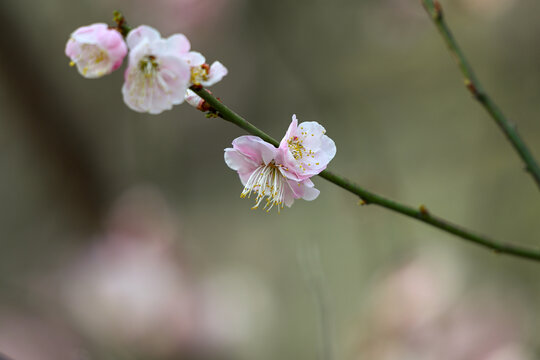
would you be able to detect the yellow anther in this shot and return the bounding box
[94,51,106,64]
[69,61,75,67]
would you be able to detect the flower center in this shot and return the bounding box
[139,55,159,78]
[241,162,287,212]
[70,43,109,76]
[190,63,210,85]
[287,136,306,160]
[127,54,175,108]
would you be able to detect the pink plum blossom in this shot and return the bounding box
[224,135,321,211]
[122,25,191,114]
[279,114,336,180]
[65,23,127,78]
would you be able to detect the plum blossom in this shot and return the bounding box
[122,25,191,114]
[181,49,228,108]
[279,114,336,180]
[182,51,228,87]
[224,135,324,211]
[65,23,127,78]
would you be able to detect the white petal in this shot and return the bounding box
[183,51,205,67]
[201,61,228,87]
[301,183,320,201]
[166,33,191,54]
[127,25,161,50]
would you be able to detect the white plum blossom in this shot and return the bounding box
[65,23,127,78]
[224,134,324,212]
[177,43,228,108]
[279,114,336,180]
[174,43,227,87]
[122,25,191,114]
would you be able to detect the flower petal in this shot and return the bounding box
[279,114,299,150]
[183,51,206,67]
[201,61,228,87]
[166,33,191,54]
[126,25,161,50]
[184,89,203,108]
[232,136,277,165]
[66,23,127,79]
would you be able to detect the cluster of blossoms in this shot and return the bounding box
[66,23,227,114]
[66,21,335,211]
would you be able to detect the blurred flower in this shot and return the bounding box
[60,187,276,357]
[225,135,320,211]
[279,114,336,180]
[65,23,127,79]
[356,254,532,360]
[122,25,191,114]
[114,0,239,35]
[62,188,197,356]
[0,312,80,360]
[198,269,275,349]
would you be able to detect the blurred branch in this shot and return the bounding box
[192,86,540,263]
[421,0,540,190]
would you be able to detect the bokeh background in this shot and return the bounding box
[1,0,540,359]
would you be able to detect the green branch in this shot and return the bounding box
[421,0,540,190]
[191,86,540,263]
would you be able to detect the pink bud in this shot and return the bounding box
[66,23,128,79]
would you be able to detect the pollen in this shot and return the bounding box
[287,136,306,160]
[240,162,287,212]
[94,51,106,64]
[191,64,210,85]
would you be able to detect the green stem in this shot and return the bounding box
[113,10,132,37]
[191,86,540,263]
[421,0,540,190]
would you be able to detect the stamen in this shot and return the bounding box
[240,162,287,212]
[190,64,209,85]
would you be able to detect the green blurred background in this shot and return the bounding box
[0,0,539,359]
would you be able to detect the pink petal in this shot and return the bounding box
[224,148,258,172]
[224,149,259,186]
[279,114,299,150]
[71,23,108,43]
[232,136,277,165]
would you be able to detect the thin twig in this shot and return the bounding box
[192,86,540,263]
[421,0,540,190]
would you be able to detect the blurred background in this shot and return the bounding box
[0,0,540,359]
